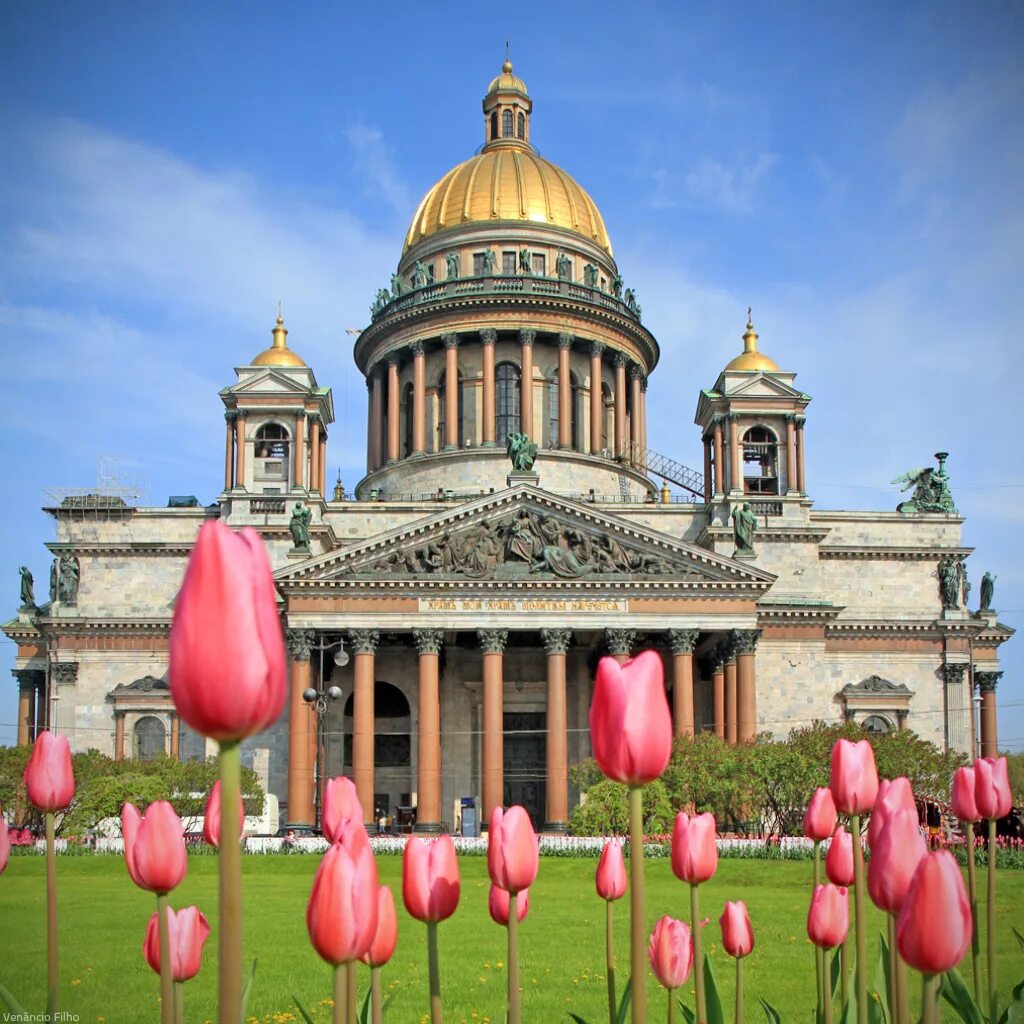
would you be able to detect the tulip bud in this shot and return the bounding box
[202,780,245,849]
[648,916,694,991]
[488,805,539,894]
[595,841,627,901]
[402,835,461,923]
[896,851,971,973]
[803,787,838,842]
[589,651,673,786]
[143,905,211,982]
[719,900,754,959]
[23,732,75,813]
[807,884,849,949]
[974,757,1012,820]
[867,808,927,914]
[830,739,879,815]
[671,812,718,885]
[361,886,398,967]
[122,801,187,895]
[488,883,529,927]
[323,776,364,843]
[868,777,915,849]
[825,826,855,887]
[950,766,980,823]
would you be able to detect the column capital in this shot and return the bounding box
[285,628,315,661]
[613,351,628,369]
[52,662,79,686]
[628,363,644,381]
[480,328,497,346]
[604,627,636,656]
[477,628,508,654]
[12,668,39,691]
[667,628,699,654]
[365,376,373,391]
[224,410,238,423]
[410,340,425,357]
[712,413,726,428]
[442,332,459,350]
[519,328,536,347]
[731,628,761,655]
[349,629,381,655]
[413,628,444,655]
[589,340,605,358]
[113,708,127,721]
[557,332,574,349]
[943,663,968,684]
[975,670,1002,694]
[793,415,807,427]
[386,353,400,368]
[710,643,728,672]
[540,628,573,655]
[641,378,649,393]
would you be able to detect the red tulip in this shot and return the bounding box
[951,766,980,823]
[803,787,838,842]
[122,801,187,895]
[807,884,849,949]
[595,841,627,901]
[142,905,211,982]
[825,826,855,887]
[323,776,363,842]
[719,900,754,959]
[361,886,398,967]
[671,812,718,885]
[974,757,1012,820]
[488,883,530,926]
[202,780,245,848]
[867,808,927,913]
[830,739,878,815]
[402,835,460,923]
[589,651,672,786]
[0,815,9,875]
[169,520,287,741]
[896,851,971,973]
[648,916,694,991]
[23,732,75,812]
[868,777,915,849]
[487,805,539,894]
[306,825,380,966]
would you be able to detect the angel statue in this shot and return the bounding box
[892,452,956,514]
[506,431,538,473]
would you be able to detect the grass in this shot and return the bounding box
[0,854,1022,1023]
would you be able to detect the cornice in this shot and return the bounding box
[818,546,974,561]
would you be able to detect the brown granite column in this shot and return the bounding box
[786,415,798,495]
[640,377,649,458]
[366,378,374,470]
[713,418,724,495]
[386,358,400,463]
[481,329,497,446]
[286,629,315,826]
[371,367,385,469]
[114,711,125,760]
[712,646,726,739]
[729,415,741,494]
[735,629,761,743]
[293,411,306,488]
[703,437,713,502]
[414,629,444,833]
[479,629,508,826]
[589,342,604,454]
[224,412,236,490]
[795,416,806,494]
[724,644,738,746]
[669,630,698,737]
[15,671,34,747]
[170,715,180,760]
[557,333,573,449]
[629,365,643,465]
[442,334,459,449]
[976,671,1001,759]
[411,341,426,456]
[309,417,321,494]
[234,414,246,490]
[520,329,536,439]
[319,433,327,495]
[350,629,380,829]
[542,629,572,832]
[613,352,627,458]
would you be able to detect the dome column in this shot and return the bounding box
[639,377,649,464]
[224,412,237,490]
[443,334,459,449]
[309,417,321,493]
[292,411,306,489]
[629,364,643,465]
[481,329,497,446]
[519,330,535,439]
[589,343,604,454]
[319,431,327,495]
[234,414,247,491]
[386,357,400,463]
[411,341,426,457]
[703,436,713,502]
[613,353,628,459]
[365,379,374,470]
[795,415,807,494]
[557,333,573,449]
[786,415,798,494]
[712,417,724,496]
[370,367,385,470]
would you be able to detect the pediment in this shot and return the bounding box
[277,486,776,589]
[723,374,804,400]
[229,367,315,396]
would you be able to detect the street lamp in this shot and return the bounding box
[303,635,349,828]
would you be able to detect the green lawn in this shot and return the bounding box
[1,854,1021,1023]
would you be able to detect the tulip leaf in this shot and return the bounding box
[678,997,696,1024]
[565,1013,590,1023]
[839,986,857,1024]
[830,948,842,1002]
[1003,979,1024,1024]
[703,953,725,1024]
[357,987,371,1024]
[875,931,891,1024]
[1013,927,1024,951]
[759,998,783,1023]
[616,977,632,1024]
[291,992,317,1024]
[940,968,984,1024]
[241,957,258,1019]
[0,982,28,1015]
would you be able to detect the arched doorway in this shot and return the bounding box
[134,716,166,761]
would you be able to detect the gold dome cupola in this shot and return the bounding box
[482,53,533,149]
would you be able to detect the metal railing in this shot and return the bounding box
[624,443,705,498]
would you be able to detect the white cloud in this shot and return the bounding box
[344,122,412,215]
[651,152,778,213]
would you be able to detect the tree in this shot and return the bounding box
[569,778,674,837]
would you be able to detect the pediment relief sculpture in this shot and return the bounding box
[842,675,912,696]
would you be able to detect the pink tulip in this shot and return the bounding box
[867,808,927,913]
[0,816,9,875]
[202,780,245,848]
[830,739,879,815]
[589,651,673,786]
[306,823,380,966]
[671,812,718,885]
[23,732,75,813]
[595,841,627,901]
[169,520,287,741]
[951,766,980,823]
[361,886,398,968]
[648,916,694,991]
[402,835,460,923]
[142,905,211,982]
[488,883,530,926]
[803,787,838,842]
[974,757,1012,820]
[719,900,754,959]
[807,884,849,949]
[322,776,363,842]
[488,806,539,894]
[826,826,855,887]
[896,851,971,973]
[122,801,187,895]
[868,777,915,849]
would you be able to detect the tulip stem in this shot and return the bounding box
[892,914,909,1024]
[668,987,677,1024]
[427,921,443,1024]
[921,973,939,1024]
[371,966,383,1024]
[886,915,897,1024]
[965,825,982,1007]
[347,961,357,1022]
[813,841,823,1024]
[45,810,59,1011]
[508,891,521,1024]
[822,952,833,1024]
[840,928,849,1009]
[690,883,706,1024]
[735,956,744,1024]
[629,786,648,1024]
[173,980,184,1024]
[218,739,243,1024]
[986,817,997,1024]
[850,813,867,1024]
[156,893,175,1024]
[606,898,617,1024]
[333,963,347,1024]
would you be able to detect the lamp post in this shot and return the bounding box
[303,635,350,829]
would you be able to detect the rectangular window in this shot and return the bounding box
[426,262,435,284]
[502,251,517,275]
[531,253,546,276]
[473,252,486,276]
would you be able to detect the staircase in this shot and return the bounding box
[626,443,705,498]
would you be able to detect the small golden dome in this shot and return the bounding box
[724,312,779,372]
[251,309,307,367]
[487,58,528,96]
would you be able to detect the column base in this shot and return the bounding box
[443,444,458,451]
[413,821,443,834]
[283,819,315,830]
[409,450,426,459]
[542,821,569,834]
[481,441,496,448]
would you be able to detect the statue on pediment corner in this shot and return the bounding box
[506,431,538,472]
[893,452,956,514]
[980,571,996,611]
[19,566,35,608]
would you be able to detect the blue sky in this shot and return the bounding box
[1,2,1022,749]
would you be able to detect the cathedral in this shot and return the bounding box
[4,61,1012,834]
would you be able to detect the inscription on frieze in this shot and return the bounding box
[419,597,628,614]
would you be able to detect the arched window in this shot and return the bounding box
[862,715,891,735]
[547,378,559,448]
[437,370,464,449]
[601,383,613,452]
[134,716,165,761]
[495,362,521,443]
[402,383,414,457]
[516,112,525,139]
[742,426,779,495]
[255,422,290,460]
[502,109,513,137]
[490,111,498,141]
[571,373,583,451]
[344,682,411,768]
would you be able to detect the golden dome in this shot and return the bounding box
[724,314,779,372]
[403,148,613,254]
[487,59,529,96]
[251,310,307,367]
